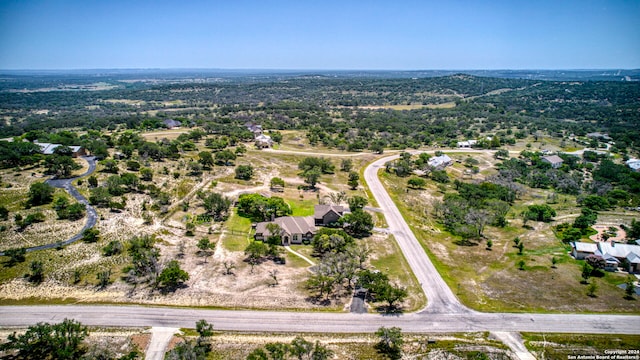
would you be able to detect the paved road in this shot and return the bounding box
[0,156,98,256]
[0,305,638,334]
[364,153,471,314]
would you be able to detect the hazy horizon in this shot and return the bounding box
[1,0,639,70]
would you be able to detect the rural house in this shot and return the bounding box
[245,122,263,136]
[163,119,181,129]
[457,140,477,148]
[254,204,348,245]
[428,154,453,170]
[34,142,87,157]
[314,204,345,226]
[626,159,640,172]
[541,155,564,169]
[254,216,316,245]
[571,241,640,273]
[255,134,273,148]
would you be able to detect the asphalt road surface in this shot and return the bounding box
[0,305,638,334]
[0,156,98,256]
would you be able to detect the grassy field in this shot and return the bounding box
[523,333,640,359]
[171,331,508,360]
[379,162,640,314]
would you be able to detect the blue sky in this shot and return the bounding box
[0,0,638,70]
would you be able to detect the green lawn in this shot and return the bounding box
[221,209,252,251]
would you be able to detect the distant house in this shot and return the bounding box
[34,142,86,157]
[457,140,477,148]
[626,159,640,173]
[245,122,263,136]
[571,241,640,273]
[163,119,181,129]
[255,134,273,148]
[428,154,453,170]
[254,216,316,245]
[586,132,612,141]
[314,204,345,226]
[542,155,564,169]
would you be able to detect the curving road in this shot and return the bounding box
[0,156,98,255]
[1,152,639,338]
[365,153,471,314]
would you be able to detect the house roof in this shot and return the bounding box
[255,216,316,237]
[572,242,598,253]
[428,154,452,168]
[598,242,640,260]
[542,155,564,165]
[255,134,272,142]
[163,119,181,128]
[626,159,640,171]
[457,140,477,147]
[314,204,344,220]
[35,143,83,155]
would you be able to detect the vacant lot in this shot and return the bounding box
[380,153,640,314]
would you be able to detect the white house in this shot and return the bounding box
[457,140,477,148]
[255,134,273,148]
[428,154,453,169]
[626,159,640,172]
[571,241,640,273]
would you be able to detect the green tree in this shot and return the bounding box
[0,319,89,360]
[244,241,269,273]
[197,238,216,263]
[341,209,373,238]
[198,151,214,169]
[626,219,640,240]
[623,277,635,299]
[270,177,285,191]
[82,228,100,243]
[45,154,81,178]
[126,160,140,171]
[157,260,189,291]
[199,192,231,221]
[235,164,254,180]
[0,205,9,220]
[587,282,598,297]
[271,131,283,144]
[140,167,153,181]
[289,336,313,360]
[102,240,123,256]
[407,177,426,189]
[347,195,368,211]
[378,284,408,310]
[4,247,26,266]
[237,193,291,222]
[298,157,334,174]
[28,182,55,206]
[87,175,98,188]
[347,171,360,190]
[375,327,403,360]
[340,158,353,172]
[101,159,119,173]
[28,260,44,284]
[524,204,556,222]
[517,259,526,270]
[494,149,510,160]
[96,269,111,289]
[581,263,594,284]
[302,168,321,188]
[215,149,237,166]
